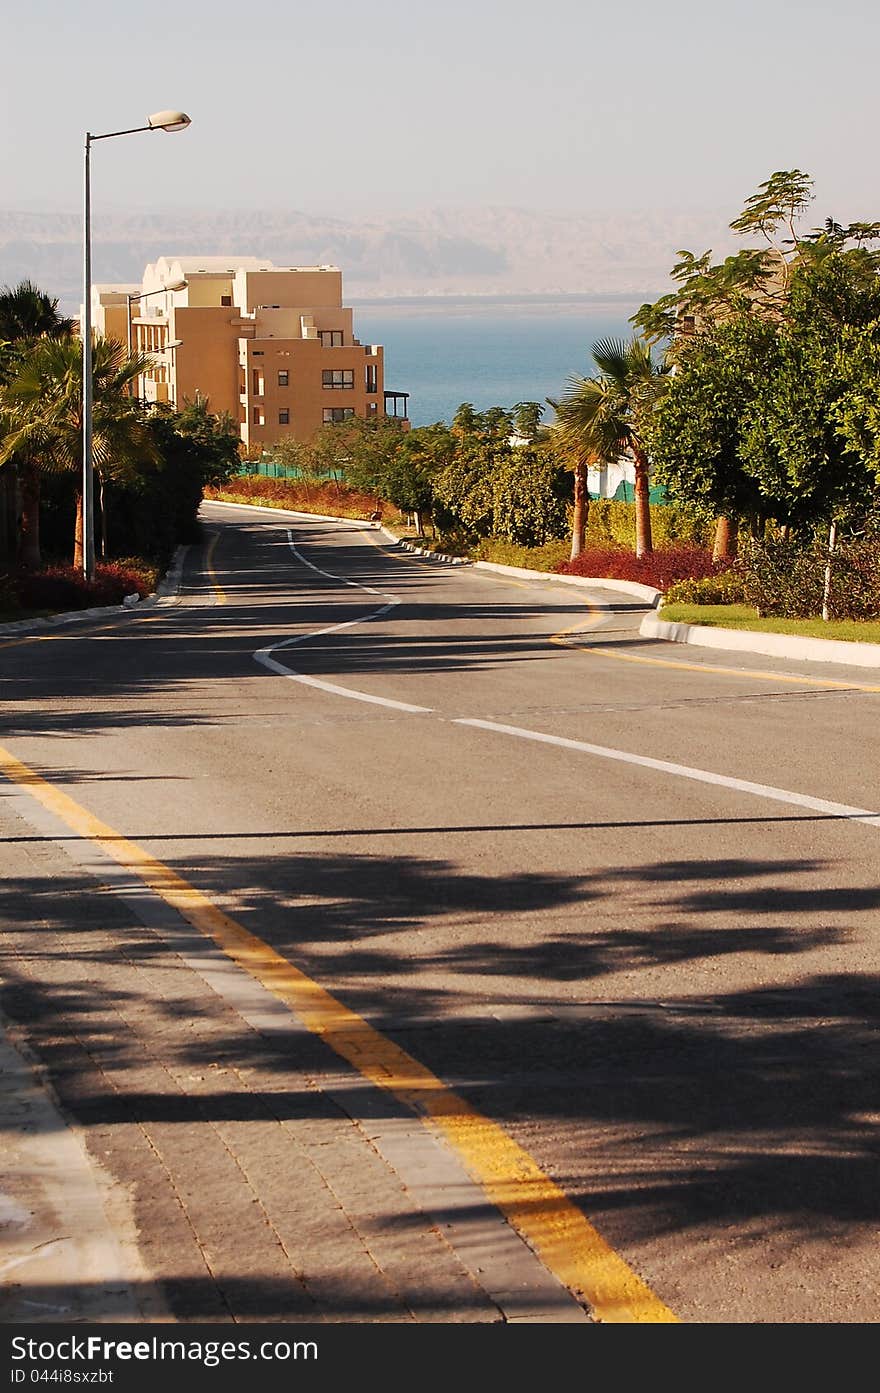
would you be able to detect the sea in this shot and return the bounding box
[352,296,642,429]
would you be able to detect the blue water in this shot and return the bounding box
[352,300,639,428]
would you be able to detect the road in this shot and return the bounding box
[2,499,879,1324]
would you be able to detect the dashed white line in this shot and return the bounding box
[254,523,880,831]
[453,718,880,828]
[253,528,435,714]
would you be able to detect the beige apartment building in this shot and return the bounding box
[90,257,409,450]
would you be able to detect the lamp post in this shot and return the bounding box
[126,278,187,394]
[82,110,191,580]
[157,339,183,407]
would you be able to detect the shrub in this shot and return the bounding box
[468,538,570,571]
[205,473,405,523]
[491,450,569,546]
[738,534,880,619]
[664,572,745,605]
[13,562,154,613]
[825,536,880,620]
[583,498,710,550]
[557,544,719,591]
[738,539,824,618]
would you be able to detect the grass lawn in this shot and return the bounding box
[659,603,880,645]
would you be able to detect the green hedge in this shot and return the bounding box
[583,498,710,549]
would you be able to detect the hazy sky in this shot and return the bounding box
[1,0,878,223]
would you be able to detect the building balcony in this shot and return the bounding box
[384,390,409,420]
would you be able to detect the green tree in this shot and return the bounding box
[170,394,240,485]
[431,403,517,540]
[0,335,155,568]
[140,399,240,556]
[0,281,73,566]
[383,423,453,533]
[633,170,816,347]
[738,253,880,529]
[646,317,775,511]
[637,171,880,552]
[511,401,545,441]
[834,322,880,480]
[491,439,569,546]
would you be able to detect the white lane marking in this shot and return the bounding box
[284,527,390,596]
[253,528,434,715]
[454,718,880,828]
[253,523,880,830]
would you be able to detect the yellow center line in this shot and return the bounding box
[204,531,227,605]
[0,613,150,653]
[0,742,677,1324]
[413,548,880,694]
[554,629,880,693]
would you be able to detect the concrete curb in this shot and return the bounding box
[0,545,189,640]
[0,1011,164,1322]
[208,501,880,666]
[394,537,470,566]
[641,612,880,670]
[206,497,378,529]
[472,560,662,604]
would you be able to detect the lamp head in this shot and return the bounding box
[147,110,191,132]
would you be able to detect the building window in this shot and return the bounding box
[252,369,264,395]
[365,364,378,394]
[368,402,378,416]
[319,330,343,347]
[252,350,264,356]
[252,407,264,426]
[277,370,289,387]
[323,407,354,423]
[322,369,354,390]
[278,409,290,425]
[221,294,232,307]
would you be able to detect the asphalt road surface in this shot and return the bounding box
[2,500,879,1324]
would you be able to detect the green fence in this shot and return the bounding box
[238,460,345,482]
[612,480,670,504]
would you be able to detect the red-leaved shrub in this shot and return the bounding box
[557,544,720,591]
[11,563,153,614]
[204,474,404,522]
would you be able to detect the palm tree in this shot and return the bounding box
[0,281,73,567]
[544,406,595,562]
[550,337,669,558]
[0,336,156,568]
[0,281,73,347]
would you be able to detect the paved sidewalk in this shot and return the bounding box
[0,1018,164,1323]
[0,791,587,1325]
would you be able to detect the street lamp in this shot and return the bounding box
[126,279,187,394]
[82,110,191,580]
[157,340,183,407]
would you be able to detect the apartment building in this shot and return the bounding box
[90,257,409,449]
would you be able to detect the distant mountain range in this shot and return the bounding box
[0,205,740,310]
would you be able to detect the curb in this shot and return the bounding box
[641,612,880,670]
[472,561,662,604]
[393,537,470,566]
[205,498,378,529]
[204,499,666,601]
[0,545,189,640]
[200,503,880,666]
